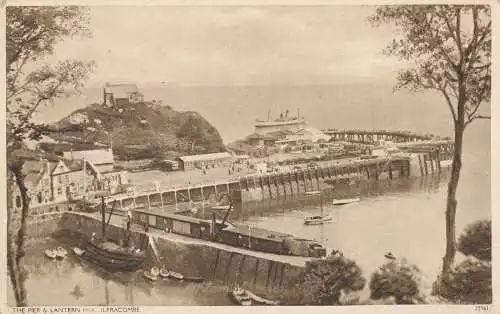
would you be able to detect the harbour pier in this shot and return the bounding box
[104,142,452,210]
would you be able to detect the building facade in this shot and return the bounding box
[103,83,144,107]
[11,158,129,212]
[177,152,233,171]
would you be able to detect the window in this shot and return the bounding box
[15,196,21,208]
[65,175,69,184]
[57,187,62,196]
[58,176,62,184]
[44,178,49,186]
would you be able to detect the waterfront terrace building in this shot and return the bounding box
[103,83,144,107]
[10,157,129,212]
[13,160,56,208]
[177,152,233,171]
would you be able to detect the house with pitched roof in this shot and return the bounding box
[11,160,54,210]
[63,148,115,173]
[11,156,129,211]
[51,159,101,202]
[103,83,144,107]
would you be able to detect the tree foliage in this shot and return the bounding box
[369,259,423,304]
[370,5,491,275]
[432,258,492,304]
[176,115,206,152]
[281,254,366,305]
[369,5,491,126]
[458,220,491,261]
[6,6,94,306]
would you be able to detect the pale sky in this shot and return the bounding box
[44,5,403,87]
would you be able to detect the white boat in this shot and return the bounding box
[73,247,85,256]
[229,287,252,306]
[304,191,332,225]
[143,266,160,281]
[45,249,57,259]
[304,215,333,225]
[55,247,68,259]
[211,204,231,210]
[332,198,360,206]
[159,266,170,278]
[168,271,184,281]
[305,190,321,196]
[143,270,158,281]
[151,266,160,277]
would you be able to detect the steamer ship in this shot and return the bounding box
[255,109,306,135]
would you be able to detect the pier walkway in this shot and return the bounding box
[102,130,454,210]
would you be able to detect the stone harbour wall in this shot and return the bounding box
[57,212,304,296]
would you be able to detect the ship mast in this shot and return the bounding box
[320,193,324,246]
[268,109,271,121]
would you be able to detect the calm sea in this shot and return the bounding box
[19,85,489,305]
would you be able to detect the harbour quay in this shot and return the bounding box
[57,211,313,296]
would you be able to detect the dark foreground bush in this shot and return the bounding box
[458,220,491,261]
[369,258,422,304]
[432,258,492,304]
[280,254,366,305]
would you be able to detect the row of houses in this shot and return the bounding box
[11,149,128,210]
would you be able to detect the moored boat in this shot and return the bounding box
[229,287,252,306]
[55,247,68,259]
[332,198,360,206]
[168,271,184,281]
[143,269,158,281]
[151,266,160,277]
[245,290,280,305]
[305,190,321,196]
[211,205,231,210]
[159,266,170,278]
[45,249,57,259]
[80,241,146,272]
[73,247,85,256]
[304,215,333,225]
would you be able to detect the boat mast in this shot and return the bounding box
[101,196,106,239]
[320,192,324,246]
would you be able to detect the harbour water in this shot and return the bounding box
[22,85,490,305]
[15,127,489,305]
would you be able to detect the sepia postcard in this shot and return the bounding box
[1,0,498,313]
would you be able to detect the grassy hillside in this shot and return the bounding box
[43,102,226,160]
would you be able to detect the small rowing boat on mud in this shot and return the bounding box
[229,287,252,306]
[55,247,68,259]
[73,247,85,256]
[45,249,57,259]
[245,290,280,305]
[143,266,160,281]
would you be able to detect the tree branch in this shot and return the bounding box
[464,115,490,128]
[441,84,457,125]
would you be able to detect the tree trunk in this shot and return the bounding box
[11,165,30,306]
[6,172,21,305]
[442,114,465,275]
